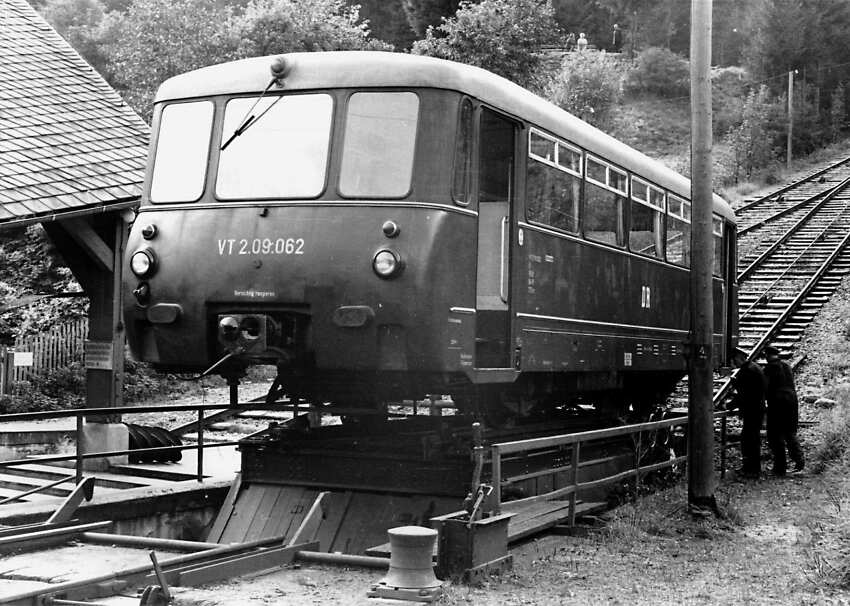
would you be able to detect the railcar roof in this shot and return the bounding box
[156,51,733,221]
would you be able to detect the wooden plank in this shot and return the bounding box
[278,488,319,542]
[505,500,606,542]
[176,541,319,587]
[264,486,308,541]
[65,218,114,271]
[314,491,353,553]
[257,483,293,539]
[507,502,572,542]
[218,482,266,544]
[243,484,286,543]
[288,492,329,547]
[46,476,95,524]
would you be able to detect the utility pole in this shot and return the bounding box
[688,0,717,515]
[787,70,794,169]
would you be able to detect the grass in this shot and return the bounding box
[801,473,850,590]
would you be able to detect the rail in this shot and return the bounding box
[736,155,850,214]
[490,411,731,524]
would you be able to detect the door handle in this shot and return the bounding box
[500,216,509,303]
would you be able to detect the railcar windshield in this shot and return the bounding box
[216,93,333,199]
[150,101,214,203]
[339,92,419,198]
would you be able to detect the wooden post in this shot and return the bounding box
[634,430,642,496]
[197,407,204,482]
[491,445,502,514]
[787,70,794,169]
[720,413,727,479]
[688,0,717,515]
[568,442,580,527]
[43,212,130,469]
[0,346,7,395]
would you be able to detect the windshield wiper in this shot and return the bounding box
[220,115,256,151]
[220,78,282,151]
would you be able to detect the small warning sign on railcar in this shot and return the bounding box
[85,340,113,370]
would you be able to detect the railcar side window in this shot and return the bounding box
[584,156,626,246]
[340,92,419,198]
[713,215,723,276]
[666,195,691,266]
[526,129,581,233]
[452,99,474,205]
[217,94,332,199]
[628,176,664,258]
[150,101,214,203]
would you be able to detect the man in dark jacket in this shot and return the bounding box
[729,347,766,477]
[763,346,804,476]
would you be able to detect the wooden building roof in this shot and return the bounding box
[0,0,149,227]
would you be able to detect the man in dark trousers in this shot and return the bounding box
[729,347,766,477]
[611,24,624,52]
[763,346,804,476]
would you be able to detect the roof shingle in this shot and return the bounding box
[0,0,149,226]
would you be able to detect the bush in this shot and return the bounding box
[36,362,86,398]
[623,47,689,98]
[545,51,623,129]
[123,356,171,403]
[411,0,559,90]
[719,85,783,185]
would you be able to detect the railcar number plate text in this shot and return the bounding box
[217,238,305,256]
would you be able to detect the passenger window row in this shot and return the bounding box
[526,127,723,274]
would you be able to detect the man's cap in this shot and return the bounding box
[764,345,780,356]
[732,346,748,357]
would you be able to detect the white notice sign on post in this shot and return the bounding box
[12,351,33,367]
[85,340,114,370]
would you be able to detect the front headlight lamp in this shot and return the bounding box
[130,249,157,278]
[373,249,403,279]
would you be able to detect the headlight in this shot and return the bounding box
[373,249,403,279]
[130,249,157,278]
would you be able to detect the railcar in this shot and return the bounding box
[123,51,738,420]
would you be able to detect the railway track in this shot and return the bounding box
[734,161,850,359]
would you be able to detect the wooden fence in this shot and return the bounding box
[0,318,88,391]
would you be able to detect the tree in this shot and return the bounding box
[229,0,391,57]
[744,0,850,134]
[721,85,781,183]
[353,0,417,49]
[103,0,390,120]
[546,52,622,128]
[743,0,817,82]
[40,0,111,77]
[411,0,560,90]
[103,0,236,119]
[830,83,847,142]
[402,0,460,36]
[712,0,748,66]
[551,0,609,49]
[623,46,689,98]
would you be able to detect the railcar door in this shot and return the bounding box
[475,109,516,368]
